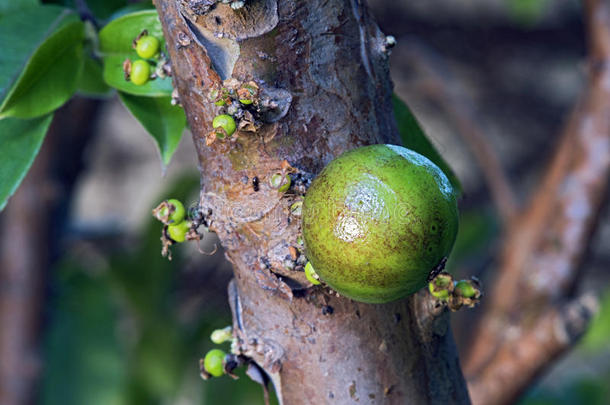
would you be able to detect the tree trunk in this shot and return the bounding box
[154,1,471,403]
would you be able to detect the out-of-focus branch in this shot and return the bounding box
[464,0,610,403]
[0,137,51,405]
[467,295,598,405]
[399,41,519,224]
[0,98,100,405]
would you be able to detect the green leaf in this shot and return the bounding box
[0,0,38,14]
[392,94,462,194]
[0,114,53,211]
[118,93,186,167]
[108,1,155,21]
[99,10,173,97]
[1,6,73,101]
[77,54,113,98]
[507,0,549,26]
[0,6,85,118]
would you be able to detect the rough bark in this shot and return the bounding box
[154,0,471,403]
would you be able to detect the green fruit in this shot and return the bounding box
[203,349,226,377]
[212,114,236,138]
[136,35,160,59]
[130,59,150,86]
[167,220,191,243]
[159,199,185,224]
[454,280,477,298]
[302,144,459,303]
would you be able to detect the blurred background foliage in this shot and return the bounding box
[1,0,607,404]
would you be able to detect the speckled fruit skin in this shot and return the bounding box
[302,144,459,303]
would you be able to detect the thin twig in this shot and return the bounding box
[464,1,610,403]
[398,41,519,224]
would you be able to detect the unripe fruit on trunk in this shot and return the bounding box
[302,144,459,303]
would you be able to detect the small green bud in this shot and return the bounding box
[203,349,226,377]
[212,114,236,138]
[209,88,227,106]
[136,35,160,59]
[290,201,303,216]
[167,220,191,243]
[428,272,454,301]
[210,326,232,344]
[454,280,478,298]
[305,262,321,285]
[428,282,449,300]
[163,199,185,223]
[270,173,291,192]
[237,83,258,105]
[153,199,186,225]
[130,59,151,86]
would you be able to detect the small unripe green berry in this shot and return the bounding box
[130,59,151,85]
[203,349,226,377]
[428,281,450,300]
[428,272,453,301]
[212,114,236,138]
[305,262,321,285]
[290,201,303,216]
[167,220,191,243]
[160,199,185,224]
[237,83,257,104]
[209,88,227,106]
[136,35,160,59]
[454,280,477,298]
[269,173,291,192]
[210,326,232,344]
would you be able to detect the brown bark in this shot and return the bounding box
[154,0,470,403]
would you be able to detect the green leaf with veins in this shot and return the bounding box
[0,114,53,211]
[99,10,173,96]
[0,6,84,119]
[119,92,186,168]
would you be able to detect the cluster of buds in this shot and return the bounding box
[428,272,482,311]
[206,79,261,146]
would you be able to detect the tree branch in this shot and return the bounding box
[0,98,100,405]
[467,294,598,405]
[464,0,610,403]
